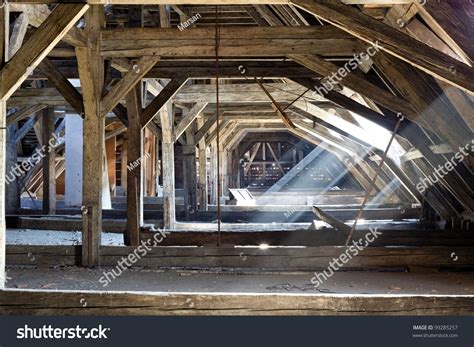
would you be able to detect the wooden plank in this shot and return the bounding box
[141,78,187,128]
[101,55,160,117]
[1,288,474,316]
[312,206,351,236]
[0,4,89,100]
[125,86,143,247]
[100,26,363,58]
[291,0,474,94]
[38,58,84,115]
[41,108,56,215]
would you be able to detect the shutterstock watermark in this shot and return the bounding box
[310,227,382,288]
[177,13,201,31]
[99,228,170,287]
[312,41,383,98]
[416,139,474,194]
[17,325,110,340]
[5,133,63,185]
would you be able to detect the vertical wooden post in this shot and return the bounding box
[197,118,207,210]
[121,142,128,194]
[76,5,104,267]
[3,4,18,214]
[232,148,240,188]
[5,124,19,212]
[125,86,143,246]
[0,4,8,288]
[160,103,176,230]
[41,108,56,215]
[154,136,161,196]
[183,122,197,220]
[209,140,218,205]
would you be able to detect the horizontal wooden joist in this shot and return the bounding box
[31,60,319,80]
[100,26,364,58]
[6,245,474,271]
[2,288,473,316]
[172,82,310,103]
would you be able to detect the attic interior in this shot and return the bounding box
[0,0,473,315]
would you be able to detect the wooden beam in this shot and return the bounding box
[41,108,56,215]
[0,4,89,100]
[0,4,7,288]
[6,104,47,126]
[76,5,103,268]
[197,118,208,211]
[174,101,208,141]
[38,58,84,115]
[9,3,87,47]
[288,53,416,117]
[101,55,160,117]
[125,86,143,247]
[160,103,176,230]
[14,116,35,143]
[183,122,198,220]
[255,78,295,129]
[195,113,217,143]
[312,206,351,237]
[291,0,474,94]
[8,12,28,58]
[100,26,363,58]
[141,78,187,128]
[415,0,473,65]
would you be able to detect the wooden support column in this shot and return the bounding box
[41,107,56,215]
[5,124,20,212]
[0,4,8,288]
[197,118,208,211]
[160,103,176,230]
[209,140,218,205]
[76,5,104,268]
[125,87,143,246]
[183,122,197,220]
[0,100,6,288]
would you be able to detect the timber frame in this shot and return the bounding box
[0,0,473,288]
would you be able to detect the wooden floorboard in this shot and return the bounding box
[0,289,472,315]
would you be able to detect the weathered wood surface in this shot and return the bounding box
[6,246,474,270]
[100,26,363,58]
[291,0,474,94]
[0,289,473,316]
[77,5,104,267]
[0,4,89,99]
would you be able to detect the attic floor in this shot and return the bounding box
[5,267,474,295]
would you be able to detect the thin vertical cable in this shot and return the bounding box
[215,5,221,246]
